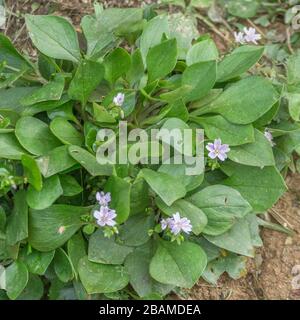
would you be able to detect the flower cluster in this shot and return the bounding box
[206,138,230,162]
[234,27,261,45]
[93,191,117,228]
[161,212,192,236]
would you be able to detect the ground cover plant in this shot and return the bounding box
[0,2,299,300]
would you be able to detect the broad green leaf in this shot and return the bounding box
[287,92,300,121]
[54,248,74,283]
[15,116,61,156]
[0,34,32,70]
[104,48,131,84]
[6,261,29,300]
[206,76,280,124]
[20,74,65,106]
[0,87,38,113]
[140,15,170,63]
[119,214,155,246]
[17,274,44,300]
[21,94,71,117]
[25,15,81,63]
[193,115,254,146]
[21,154,43,191]
[37,145,77,178]
[149,240,207,288]
[81,16,115,60]
[228,129,275,167]
[204,218,255,257]
[78,256,129,294]
[158,162,204,192]
[165,100,189,122]
[141,168,186,206]
[156,198,207,235]
[68,60,105,106]
[124,243,173,298]
[67,232,86,274]
[88,230,132,264]
[224,165,287,212]
[93,103,116,123]
[0,132,27,160]
[130,178,150,215]
[217,45,264,82]
[21,249,55,275]
[168,13,198,59]
[287,51,300,85]
[82,8,143,59]
[60,175,83,197]
[6,190,28,246]
[28,205,88,251]
[182,60,216,102]
[188,185,252,236]
[227,0,259,18]
[26,175,63,210]
[95,8,143,35]
[127,49,144,86]
[50,117,83,146]
[69,145,113,176]
[147,39,177,83]
[104,175,131,224]
[186,39,218,65]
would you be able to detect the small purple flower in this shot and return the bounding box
[113,93,125,107]
[234,31,245,44]
[243,27,261,44]
[161,218,172,230]
[169,212,192,235]
[264,130,275,147]
[96,191,111,207]
[206,138,230,161]
[94,206,117,227]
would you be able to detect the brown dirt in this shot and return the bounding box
[189,174,300,300]
[3,0,300,300]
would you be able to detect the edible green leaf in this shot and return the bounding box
[150,240,207,288]
[6,261,29,300]
[16,116,61,156]
[68,60,105,106]
[141,168,186,206]
[88,230,132,264]
[224,164,287,212]
[26,175,63,210]
[50,117,83,146]
[78,256,129,294]
[217,45,264,82]
[147,39,177,83]
[104,175,131,224]
[25,15,81,63]
[28,205,87,251]
[188,185,252,235]
[68,145,113,176]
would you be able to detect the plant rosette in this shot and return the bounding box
[0,4,296,300]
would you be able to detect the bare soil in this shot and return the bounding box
[3,0,300,300]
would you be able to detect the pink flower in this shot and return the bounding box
[94,206,117,227]
[206,138,230,161]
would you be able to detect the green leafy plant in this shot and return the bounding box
[0,4,295,300]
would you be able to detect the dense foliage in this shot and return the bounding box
[0,4,299,300]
